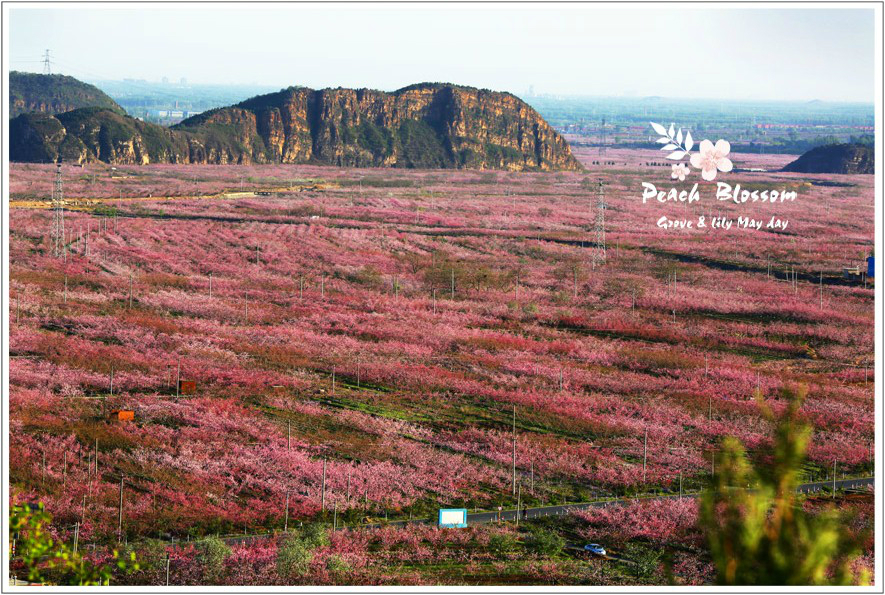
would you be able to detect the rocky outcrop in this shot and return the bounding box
[782,143,873,174]
[10,82,581,171]
[10,71,125,118]
[177,84,581,170]
[10,108,193,165]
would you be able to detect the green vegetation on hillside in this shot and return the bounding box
[782,143,874,174]
[12,78,580,170]
[10,71,124,118]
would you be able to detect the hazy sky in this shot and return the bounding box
[6,5,877,102]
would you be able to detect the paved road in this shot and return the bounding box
[564,545,631,563]
[222,477,874,544]
[357,476,875,530]
[796,476,874,494]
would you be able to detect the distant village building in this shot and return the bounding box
[149,109,201,124]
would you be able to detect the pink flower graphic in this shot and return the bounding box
[690,139,733,181]
[670,163,690,182]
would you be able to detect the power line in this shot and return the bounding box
[42,49,52,75]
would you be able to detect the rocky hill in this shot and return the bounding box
[10,82,581,171]
[175,83,581,170]
[10,108,189,164]
[782,143,874,174]
[10,71,124,118]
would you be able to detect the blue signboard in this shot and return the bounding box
[868,256,875,278]
[438,508,468,528]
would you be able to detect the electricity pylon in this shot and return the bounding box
[51,158,65,258]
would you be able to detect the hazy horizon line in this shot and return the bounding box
[11,69,875,108]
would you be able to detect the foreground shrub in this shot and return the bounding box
[487,532,518,555]
[9,503,138,585]
[276,523,329,581]
[524,528,565,557]
[700,386,869,586]
[197,537,230,584]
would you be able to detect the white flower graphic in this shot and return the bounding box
[689,139,733,181]
[670,163,690,182]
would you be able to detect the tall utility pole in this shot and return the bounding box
[593,179,606,266]
[51,158,65,258]
[642,428,648,484]
[117,476,124,542]
[832,459,837,498]
[512,405,517,496]
[321,459,327,512]
[530,460,534,495]
[43,49,52,75]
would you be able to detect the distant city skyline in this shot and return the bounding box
[6,4,878,103]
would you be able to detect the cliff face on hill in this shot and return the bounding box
[10,83,581,171]
[10,108,191,165]
[782,143,874,174]
[177,84,581,170]
[10,71,125,118]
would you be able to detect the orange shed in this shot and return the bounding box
[178,380,197,395]
[108,410,134,422]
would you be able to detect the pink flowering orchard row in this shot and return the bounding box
[8,152,874,543]
[101,494,871,586]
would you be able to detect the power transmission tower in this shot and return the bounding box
[43,49,52,75]
[593,179,606,265]
[599,117,606,156]
[51,158,65,258]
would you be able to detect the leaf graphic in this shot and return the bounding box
[667,151,686,160]
[685,130,694,152]
[661,143,678,151]
[651,122,667,136]
[656,138,671,144]
[668,123,675,138]
[676,128,683,144]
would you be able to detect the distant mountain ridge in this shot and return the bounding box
[10,80,581,171]
[782,143,873,174]
[10,71,124,118]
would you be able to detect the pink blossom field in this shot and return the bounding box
[7,150,874,584]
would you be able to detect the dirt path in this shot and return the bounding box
[8,183,336,210]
